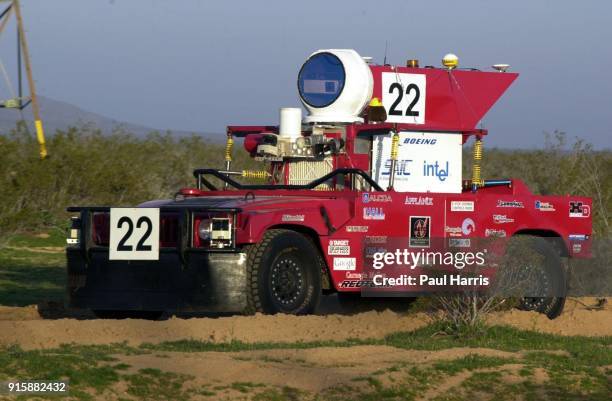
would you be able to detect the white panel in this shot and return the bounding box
[109,208,160,260]
[381,72,426,124]
[371,132,462,193]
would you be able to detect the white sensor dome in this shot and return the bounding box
[298,49,373,124]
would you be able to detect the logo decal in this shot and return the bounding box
[449,238,471,248]
[535,200,555,212]
[451,201,474,212]
[328,240,350,256]
[409,216,431,247]
[333,257,356,271]
[363,207,385,220]
[346,225,369,233]
[461,218,475,235]
[569,201,590,218]
[282,214,304,222]
[405,196,433,206]
[365,235,387,244]
[485,228,507,238]
[497,200,524,208]
[493,214,514,224]
[362,193,393,203]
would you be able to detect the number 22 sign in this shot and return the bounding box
[381,72,426,124]
[109,208,160,260]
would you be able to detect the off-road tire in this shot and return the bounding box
[245,229,322,314]
[510,235,567,319]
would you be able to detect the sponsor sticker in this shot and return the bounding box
[362,193,393,203]
[340,280,374,288]
[493,214,514,224]
[345,272,364,279]
[333,257,356,271]
[535,200,555,212]
[365,246,387,258]
[497,200,524,208]
[569,201,590,218]
[363,207,385,220]
[450,201,474,212]
[409,216,431,247]
[365,235,387,244]
[485,228,507,238]
[569,234,588,241]
[572,243,582,253]
[405,196,434,206]
[461,218,476,236]
[346,225,369,232]
[282,214,304,222]
[448,238,471,248]
[445,226,462,237]
[328,240,351,256]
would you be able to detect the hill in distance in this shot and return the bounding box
[0,96,223,142]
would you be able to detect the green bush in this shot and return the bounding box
[0,123,257,235]
[0,125,609,238]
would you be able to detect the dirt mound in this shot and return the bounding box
[0,310,430,350]
[0,298,608,350]
[487,297,611,337]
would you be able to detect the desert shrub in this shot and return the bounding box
[0,123,258,236]
[464,131,611,237]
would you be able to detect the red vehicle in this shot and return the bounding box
[66,49,592,319]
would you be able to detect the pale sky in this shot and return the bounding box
[2,0,611,148]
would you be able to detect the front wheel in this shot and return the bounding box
[246,229,322,314]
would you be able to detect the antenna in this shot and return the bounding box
[0,0,47,159]
[383,40,389,65]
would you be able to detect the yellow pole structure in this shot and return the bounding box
[13,0,47,159]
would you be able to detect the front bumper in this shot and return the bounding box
[67,249,248,313]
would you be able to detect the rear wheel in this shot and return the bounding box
[246,229,322,314]
[508,236,567,319]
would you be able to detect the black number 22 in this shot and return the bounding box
[117,216,153,251]
[388,83,420,117]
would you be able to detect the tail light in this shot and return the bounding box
[92,212,110,246]
[159,213,179,247]
[66,217,81,245]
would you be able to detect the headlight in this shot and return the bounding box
[198,218,212,240]
[195,213,234,249]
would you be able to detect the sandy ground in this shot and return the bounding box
[0,297,609,350]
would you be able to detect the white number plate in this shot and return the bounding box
[382,72,426,124]
[109,208,160,260]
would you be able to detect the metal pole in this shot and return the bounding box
[13,0,47,158]
[17,27,22,105]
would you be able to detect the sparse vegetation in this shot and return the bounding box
[0,123,258,237]
[1,125,609,239]
[0,324,609,400]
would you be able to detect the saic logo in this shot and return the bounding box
[381,159,412,176]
